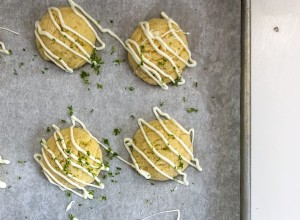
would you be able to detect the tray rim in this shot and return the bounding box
[241,0,251,219]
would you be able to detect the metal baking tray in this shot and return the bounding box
[241,0,251,219]
[0,0,247,219]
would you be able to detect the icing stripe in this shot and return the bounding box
[0,26,19,55]
[0,156,10,188]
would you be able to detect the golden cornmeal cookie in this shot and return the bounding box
[36,7,96,70]
[132,119,192,181]
[128,18,190,85]
[42,127,102,188]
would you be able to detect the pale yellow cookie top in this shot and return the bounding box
[128,18,190,85]
[132,119,192,181]
[42,127,102,189]
[36,7,96,70]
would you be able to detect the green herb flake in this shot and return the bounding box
[65,191,72,197]
[116,167,122,170]
[109,19,114,24]
[17,160,26,164]
[46,127,51,132]
[105,147,118,160]
[159,102,164,107]
[67,105,73,116]
[19,62,24,68]
[130,115,135,120]
[186,108,198,113]
[80,70,90,84]
[111,46,115,55]
[61,119,66,123]
[69,214,75,220]
[113,128,122,136]
[98,195,107,201]
[183,97,187,102]
[194,81,198,87]
[97,83,103,90]
[113,58,125,65]
[102,138,110,147]
[128,87,134,91]
[90,49,104,75]
[173,77,182,86]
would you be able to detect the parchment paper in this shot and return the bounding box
[0,0,241,219]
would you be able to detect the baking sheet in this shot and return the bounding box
[0,0,241,219]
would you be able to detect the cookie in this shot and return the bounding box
[35,7,96,71]
[41,127,102,189]
[132,119,192,181]
[127,13,196,89]
[124,107,202,185]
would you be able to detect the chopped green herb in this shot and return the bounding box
[8,49,12,55]
[97,83,103,90]
[102,174,107,180]
[78,204,82,207]
[110,19,114,24]
[46,127,51,132]
[178,161,184,169]
[31,55,38,61]
[102,138,110,146]
[186,108,198,113]
[130,115,135,120]
[150,182,155,185]
[144,199,152,204]
[13,69,17,75]
[128,87,134,91]
[173,77,182,86]
[116,167,122,170]
[194,81,198,87]
[90,109,94,113]
[69,214,75,220]
[17,160,26,164]
[87,151,91,156]
[22,48,26,52]
[67,106,73,116]
[111,179,117,183]
[105,147,118,160]
[98,195,107,201]
[111,46,115,55]
[88,190,94,196]
[183,97,187,102]
[113,58,125,65]
[113,128,122,136]
[160,102,164,107]
[140,45,145,53]
[65,191,72,197]
[90,49,104,75]
[19,62,24,68]
[80,71,90,84]
[61,119,66,123]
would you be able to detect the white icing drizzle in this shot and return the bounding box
[141,209,180,220]
[66,200,75,212]
[0,26,19,55]
[0,156,10,189]
[123,107,202,186]
[33,115,111,199]
[35,0,196,90]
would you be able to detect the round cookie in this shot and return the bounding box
[42,127,102,188]
[132,119,192,181]
[128,18,190,85]
[36,7,96,70]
